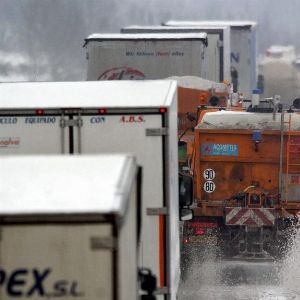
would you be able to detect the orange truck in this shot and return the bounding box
[180,96,300,261]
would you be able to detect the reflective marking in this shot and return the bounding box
[225,208,277,226]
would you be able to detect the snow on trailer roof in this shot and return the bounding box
[167,76,227,92]
[121,25,228,32]
[0,80,177,109]
[198,111,300,130]
[163,20,257,28]
[0,155,136,216]
[86,32,207,42]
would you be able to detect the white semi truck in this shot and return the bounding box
[0,81,192,300]
[0,154,139,300]
[121,25,231,83]
[163,21,257,99]
[84,33,207,81]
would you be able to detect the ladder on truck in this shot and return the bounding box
[284,114,300,203]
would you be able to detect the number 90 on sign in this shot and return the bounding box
[203,181,215,193]
[203,169,215,180]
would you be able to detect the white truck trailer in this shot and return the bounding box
[121,25,230,83]
[0,80,187,300]
[0,154,139,300]
[84,33,207,81]
[164,21,257,99]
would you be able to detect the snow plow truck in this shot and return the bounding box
[178,84,300,261]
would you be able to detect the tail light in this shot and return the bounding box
[98,108,107,114]
[187,220,218,236]
[35,109,44,115]
[195,229,205,236]
[183,237,189,244]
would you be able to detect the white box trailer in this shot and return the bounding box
[84,33,208,81]
[0,154,139,300]
[164,21,257,99]
[0,80,180,300]
[121,25,230,83]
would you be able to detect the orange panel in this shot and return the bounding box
[193,128,300,216]
[159,215,165,288]
[177,87,227,134]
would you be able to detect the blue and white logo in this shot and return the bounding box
[201,144,239,156]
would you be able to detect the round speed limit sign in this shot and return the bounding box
[203,181,216,193]
[203,168,215,180]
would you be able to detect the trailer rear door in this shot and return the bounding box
[74,111,166,290]
[120,26,222,82]
[0,154,138,300]
[85,34,207,81]
[0,224,114,300]
[0,113,68,154]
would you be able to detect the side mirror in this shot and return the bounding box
[138,268,157,297]
[209,96,220,106]
[293,98,300,109]
[179,173,193,207]
[180,208,194,221]
[178,141,186,147]
[178,141,187,162]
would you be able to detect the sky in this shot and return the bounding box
[0,0,299,81]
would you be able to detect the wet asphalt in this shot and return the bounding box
[178,233,300,300]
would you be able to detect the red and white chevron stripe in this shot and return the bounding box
[225,207,277,227]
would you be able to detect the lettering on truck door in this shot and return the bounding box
[0,115,68,154]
